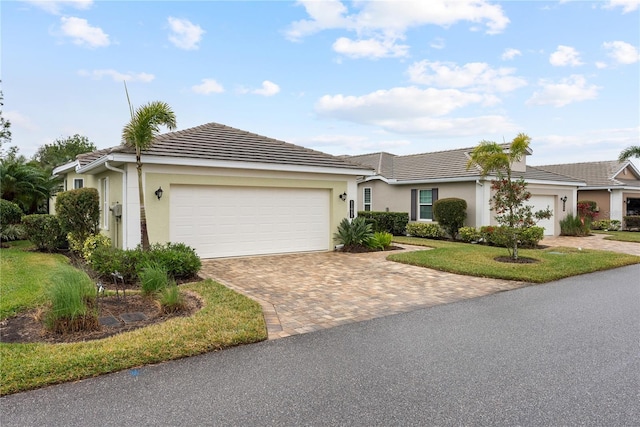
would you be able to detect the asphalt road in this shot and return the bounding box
[2,265,639,426]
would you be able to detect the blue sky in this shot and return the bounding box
[3,0,639,167]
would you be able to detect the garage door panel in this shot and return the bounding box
[170,186,330,258]
[529,195,555,235]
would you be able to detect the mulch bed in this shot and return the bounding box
[494,256,538,264]
[0,291,203,344]
[338,245,403,253]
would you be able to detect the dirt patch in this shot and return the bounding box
[338,245,403,253]
[494,256,539,264]
[0,291,203,344]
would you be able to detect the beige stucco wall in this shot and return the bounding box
[577,190,611,219]
[123,164,355,251]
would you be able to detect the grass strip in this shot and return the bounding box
[391,236,640,283]
[592,230,640,243]
[0,279,267,396]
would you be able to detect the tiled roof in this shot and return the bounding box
[109,122,369,170]
[77,148,113,167]
[347,148,583,184]
[535,161,640,187]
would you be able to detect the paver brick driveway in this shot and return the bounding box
[199,245,527,339]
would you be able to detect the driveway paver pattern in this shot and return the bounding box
[200,245,527,339]
[542,233,640,256]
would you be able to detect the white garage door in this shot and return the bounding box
[529,195,555,235]
[170,185,330,258]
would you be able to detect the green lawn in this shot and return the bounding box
[0,242,267,396]
[592,230,640,243]
[391,236,640,283]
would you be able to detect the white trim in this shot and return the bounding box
[100,177,110,230]
[418,189,434,221]
[363,187,372,211]
[73,178,84,189]
[104,162,127,249]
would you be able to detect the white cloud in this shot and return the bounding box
[192,79,224,95]
[167,17,205,50]
[78,69,154,82]
[603,0,639,13]
[4,111,38,131]
[333,36,409,59]
[60,16,109,48]
[23,0,92,15]
[603,41,640,64]
[501,48,521,60]
[549,45,583,67]
[252,80,280,96]
[286,0,509,59]
[526,75,600,107]
[407,60,527,93]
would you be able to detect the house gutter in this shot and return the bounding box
[104,161,127,250]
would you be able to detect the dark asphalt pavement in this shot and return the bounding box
[2,265,639,426]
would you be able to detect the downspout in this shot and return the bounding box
[104,161,127,249]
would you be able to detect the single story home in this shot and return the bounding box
[53,122,373,258]
[346,147,586,236]
[534,160,640,223]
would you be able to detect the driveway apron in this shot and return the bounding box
[199,245,526,339]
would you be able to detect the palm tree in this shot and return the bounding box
[0,157,55,214]
[618,145,640,162]
[122,101,176,250]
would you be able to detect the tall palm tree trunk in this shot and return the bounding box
[136,157,150,251]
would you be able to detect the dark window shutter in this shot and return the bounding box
[410,189,417,221]
[432,188,439,202]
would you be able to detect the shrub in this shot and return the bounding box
[56,188,99,247]
[81,234,112,262]
[624,216,640,229]
[0,223,26,242]
[405,222,445,239]
[367,231,393,251]
[357,211,409,235]
[159,283,186,314]
[147,242,202,279]
[458,226,481,243]
[45,269,99,334]
[334,217,374,249]
[591,219,621,231]
[560,213,591,236]
[519,226,544,248]
[0,199,23,225]
[433,198,467,240]
[139,262,169,296]
[577,200,598,222]
[22,214,67,251]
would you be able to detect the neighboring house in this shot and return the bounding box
[346,147,586,236]
[534,160,640,224]
[52,122,373,258]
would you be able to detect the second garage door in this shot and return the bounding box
[170,185,330,258]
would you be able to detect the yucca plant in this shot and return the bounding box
[138,261,169,295]
[334,217,374,249]
[46,270,99,334]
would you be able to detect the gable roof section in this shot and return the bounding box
[68,122,372,175]
[347,147,583,185]
[535,160,640,188]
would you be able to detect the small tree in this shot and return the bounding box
[433,198,467,240]
[467,133,552,260]
[55,187,100,249]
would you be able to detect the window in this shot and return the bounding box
[363,187,372,211]
[419,189,433,220]
[73,178,84,189]
[101,178,109,230]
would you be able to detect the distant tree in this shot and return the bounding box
[122,100,176,251]
[467,133,552,260]
[618,145,640,162]
[0,83,11,149]
[0,154,56,214]
[33,134,97,171]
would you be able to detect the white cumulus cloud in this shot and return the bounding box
[167,17,205,50]
[603,0,639,13]
[78,69,154,82]
[60,16,109,48]
[549,45,583,67]
[407,60,527,93]
[603,40,640,64]
[526,75,600,107]
[192,79,225,95]
[501,48,521,60]
[333,36,409,59]
[252,81,281,96]
[24,0,92,15]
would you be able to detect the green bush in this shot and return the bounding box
[357,211,409,235]
[159,283,186,314]
[624,216,640,229]
[406,222,445,239]
[433,198,467,240]
[147,242,202,279]
[366,231,393,251]
[0,199,23,225]
[458,226,481,243]
[334,217,374,249]
[560,213,591,236]
[139,262,169,296]
[591,219,621,231]
[46,269,98,334]
[519,226,544,248]
[55,188,99,248]
[22,214,67,251]
[81,234,112,262]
